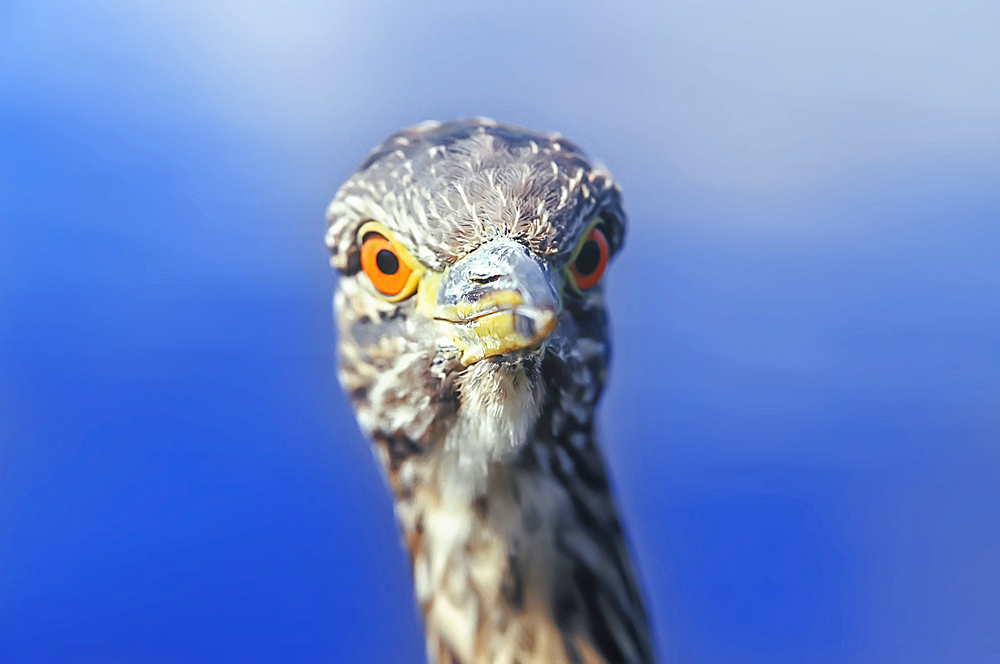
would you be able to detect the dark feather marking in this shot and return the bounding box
[572,564,626,663]
[374,433,424,469]
[501,552,525,611]
[349,385,368,404]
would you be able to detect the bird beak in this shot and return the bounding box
[431,239,560,365]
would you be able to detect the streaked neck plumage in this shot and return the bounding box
[342,310,653,664]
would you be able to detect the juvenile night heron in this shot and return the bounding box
[326,119,654,664]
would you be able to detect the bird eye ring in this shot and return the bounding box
[568,224,609,291]
[357,221,421,301]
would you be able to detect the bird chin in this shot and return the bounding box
[437,353,545,502]
[485,344,546,366]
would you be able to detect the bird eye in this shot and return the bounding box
[361,233,413,297]
[569,226,609,291]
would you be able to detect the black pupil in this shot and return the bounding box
[574,239,601,276]
[375,248,399,275]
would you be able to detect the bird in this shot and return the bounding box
[325,118,654,664]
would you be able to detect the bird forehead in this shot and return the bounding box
[326,120,624,272]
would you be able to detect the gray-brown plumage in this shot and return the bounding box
[326,119,654,664]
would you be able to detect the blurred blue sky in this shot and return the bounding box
[1,1,998,662]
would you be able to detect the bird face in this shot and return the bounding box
[326,120,625,498]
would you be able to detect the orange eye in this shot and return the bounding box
[570,226,609,290]
[360,233,413,297]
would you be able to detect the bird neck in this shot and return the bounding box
[364,353,652,663]
[375,409,623,664]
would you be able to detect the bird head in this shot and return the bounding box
[326,119,625,498]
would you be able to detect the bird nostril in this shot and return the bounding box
[468,274,502,285]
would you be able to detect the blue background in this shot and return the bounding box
[2,1,998,662]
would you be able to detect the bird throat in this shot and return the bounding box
[438,356,545,502]
[387,354,582,664]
